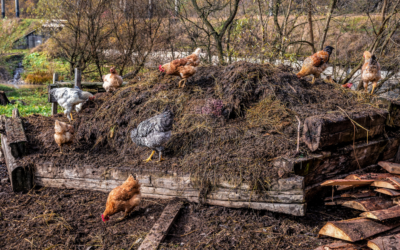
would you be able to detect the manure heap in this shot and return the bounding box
[4,61,400,216]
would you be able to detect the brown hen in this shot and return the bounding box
[102,175,141,222]
[362,51,381,94]
[296,46,334,84]
[159,48,201,88]
[54,120,74,153]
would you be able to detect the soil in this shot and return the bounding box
[0,162,364,250]
[16,62,385,191]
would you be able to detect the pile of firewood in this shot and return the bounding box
[316,161,400,250]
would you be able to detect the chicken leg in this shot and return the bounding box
[311,76,316,84]
[156,151,165,163]
[143,150,155,163]
[70,112,74,121]
[59,145,63,154]
[178,79,187,88]
[371,82,377,94]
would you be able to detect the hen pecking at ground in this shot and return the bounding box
[362,51,381,94]
[102,174,141,222]
[54,120,74,153]
[159,48,202,88]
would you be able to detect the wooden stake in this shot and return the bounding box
[74,68,82,89]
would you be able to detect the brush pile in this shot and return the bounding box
[20,61,381,191]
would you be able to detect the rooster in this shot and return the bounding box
[54,120,74,153]
[50,87,95,122]
[362,51,381,94]
[130,106,174,163]
[159,48,202,88]
[103,67,123,92]
[296,46,334,84]
[102,174,141,222]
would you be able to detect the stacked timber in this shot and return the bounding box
[317,161,400,249]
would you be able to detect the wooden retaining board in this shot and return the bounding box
[33,163,306,216]
[303,110,388,152]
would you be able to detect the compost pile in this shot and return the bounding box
[20,61,381,190]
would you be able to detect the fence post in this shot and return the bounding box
[74,68,82,89]
[51,73,58,115]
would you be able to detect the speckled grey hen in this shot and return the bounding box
[130,107,174,163]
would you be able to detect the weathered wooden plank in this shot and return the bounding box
[303,110,388,152]
[1,134,33,192]
[360,205,400,221]
[35,177,304,204]
[186,197,306,216]
[342,197,393,212]
[314,242,359,250]
[138,200,183,250]
[318,218,398,242]
[35,177,306,216]
[378,161,400,174]
[368,233,400,250]
[321,180,374,186]
[375,188,400,196]
[325,190,376,201]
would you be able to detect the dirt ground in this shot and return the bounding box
[1,161,364,250]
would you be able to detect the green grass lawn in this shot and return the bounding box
[0,84,52,117]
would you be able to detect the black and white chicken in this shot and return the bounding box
[50,87,95,122]
[130,107,174,163]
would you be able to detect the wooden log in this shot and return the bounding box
[274,137,400,187]
[387,99,400,128]
[4,110,27,158]
[342,197,393,212]
[314,242,359,250]
[138,200,183,250]
[378,161,400,174]
[325,199,353,206]
[375,188,400,196]
[0,91,10,105]
[320,180,374,186]
[371,181,400,190]
[303,110,388,152]
[318,218,399,242]
[341,190,376,199]
[360,205,400,221]
[367,234,400,250]
[1,134,33,192]
[387,177,400,188]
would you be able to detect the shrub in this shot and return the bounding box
[24,70,53,84]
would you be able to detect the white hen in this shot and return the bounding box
[50,87,95,122]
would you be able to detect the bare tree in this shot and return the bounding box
[190,0,241,64]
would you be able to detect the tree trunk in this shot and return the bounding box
[318,0,337,50]
[216,37,225,65]
[307,0,316,53]
[0,91,10,106]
